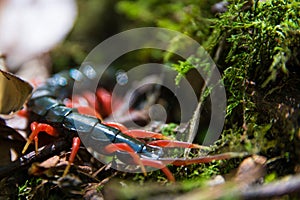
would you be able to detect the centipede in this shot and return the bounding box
[0,65,247,182]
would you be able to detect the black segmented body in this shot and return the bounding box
[0,67,246,180]
[26,68,162,163]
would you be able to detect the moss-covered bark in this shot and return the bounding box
[116,0,300,179]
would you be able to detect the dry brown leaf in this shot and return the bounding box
[0,69,32,114]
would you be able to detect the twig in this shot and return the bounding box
[0,138,70,179]
[240,174,300,199]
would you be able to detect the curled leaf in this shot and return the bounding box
[0,69,33,114]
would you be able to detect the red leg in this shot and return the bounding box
[17,108,29,118]
[74,89,113,119]
[158,152,248,166]
[82,92,101,113]
[96,88,112,117]
[65,96,103,120]
[104,143,176,182]
[22,122,59,154]
[140,158,175,182]
[123,130,172,140]
[147,140,207,149]
[141,153,247,181]
[63,137,81,176]
[104,143,147,176]
[76,106,103,120]
[80,91,106,120]
[34,136,38,154]
[102,122,172,140]
[102,122,128,132]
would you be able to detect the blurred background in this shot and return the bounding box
[0,0,219,139]
[0,0,220,75]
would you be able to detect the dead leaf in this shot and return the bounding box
[0,123,25,164]
[0,69,33,114]
[28,156,60,177]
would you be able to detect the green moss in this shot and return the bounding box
[161,123,178,138]
[264,172,277,183]
[118,0,299,179]
[210,0,299,177]
[116,0,219,43]
[18,177,42,198]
